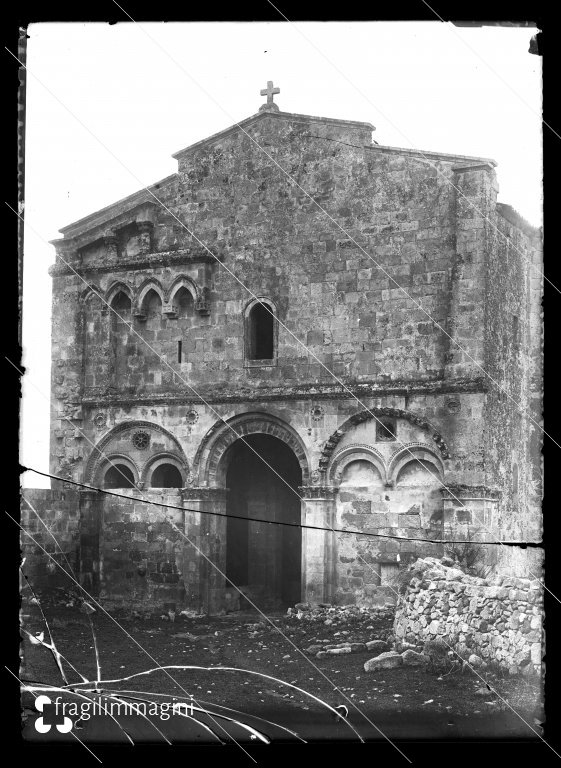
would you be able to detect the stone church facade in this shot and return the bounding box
[23,87,542,614]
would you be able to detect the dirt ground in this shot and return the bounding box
[20,600,544,745]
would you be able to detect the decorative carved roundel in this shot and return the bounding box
[446,399,461,413]
[186,409,199,425]
[311,405,325,421]
[131,430,151,450]
[94,413,106,429]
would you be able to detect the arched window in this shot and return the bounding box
[111,290,132,315]
[142,289,162,322]
[104,464,136,489]
[150,463,183,488]
[173,286,194,317]
[376,417,396,442]
[246,301,275,361]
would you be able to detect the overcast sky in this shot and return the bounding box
[20,21,542,488]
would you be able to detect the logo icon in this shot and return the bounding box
[34,695,73,733]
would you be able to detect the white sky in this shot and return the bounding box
[20,22,542,488]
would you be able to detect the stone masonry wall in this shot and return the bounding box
[20,490,82,589]
[483,208,542,550]
[394,557,543,676]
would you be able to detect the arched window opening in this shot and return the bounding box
[174,286,194,317]
[376,417,396,442]
[142,289,162,320]
[104,464,135,489]
[111,290,132,315]
[150,463,183,488]
[248,302,274,360]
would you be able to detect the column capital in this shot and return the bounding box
[182,487,228,502]
[440,484,501,501]
[299,485,337,500]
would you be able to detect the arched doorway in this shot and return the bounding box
[224,434,302,610]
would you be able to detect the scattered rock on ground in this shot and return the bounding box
[401,649,429,667]
[364,651,403,672]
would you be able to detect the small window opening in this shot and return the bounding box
[376,417,397,442]
[177,340,182,363]
[248,302,274,360]
[512,315,520,350]
[151,464,183,488]
[104,464,135,489]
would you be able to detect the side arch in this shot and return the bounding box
[95,454,140,488]
[80,284,103,304]
[167,275,200,304]
[388,444,444,486]
[328,444,387,485]
[135,278,165,312]
[106,281,133,306]
[84,420,188,485]
[192,411,310,487]
[318,407,450,474]
[141,453,188,487]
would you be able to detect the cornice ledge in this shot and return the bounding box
[80,376,488,408]
[49,248,217,277]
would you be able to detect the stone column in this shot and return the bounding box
[299,486,336,604]
[182,487,228,614]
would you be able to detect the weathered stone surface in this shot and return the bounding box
[394,557,544,676]
[365,639,389,653]
[364,651,403,671]
[401,649,429,666]
[305,644,322,654]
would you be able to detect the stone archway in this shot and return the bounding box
[85,420,188,487]
[193,411,310,488]
[192,412,311,611]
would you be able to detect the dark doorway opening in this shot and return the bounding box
[225,434,302,609]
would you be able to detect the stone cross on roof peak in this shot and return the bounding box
[259,80,280,112]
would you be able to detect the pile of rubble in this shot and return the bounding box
[286,602,395,658]
[393,557,543,676]
[287,602,395,626]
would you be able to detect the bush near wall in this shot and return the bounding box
[393,557,543,676]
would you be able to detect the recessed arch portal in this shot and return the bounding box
[193,412,310,488]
